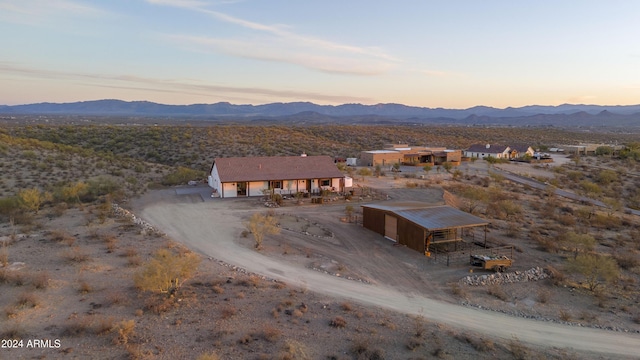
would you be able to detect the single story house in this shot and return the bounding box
[362,202,488,256]
[361,143,462,166]
[208,155,345,198]
[464,144,511,159]
[508,144,535,159]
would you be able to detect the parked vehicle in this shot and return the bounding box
[470,254,512,272]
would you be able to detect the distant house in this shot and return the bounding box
[508,144,535,159]
[360,143,462,166]
[464,144,511,159]
[208,155,345,198]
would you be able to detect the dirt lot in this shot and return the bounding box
[133,172,640,359]
[2,155,639,359]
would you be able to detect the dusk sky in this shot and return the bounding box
[1,1,639,108]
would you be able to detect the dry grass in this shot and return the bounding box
[487,284,508,301]
[17,291,39,308]
[559,310,572,322]
[62,246,90,263]
[61,316,93,336]
[340,302,352,311]
[49,229,76,246]
[113,319,136,345]
[30,271,49,289]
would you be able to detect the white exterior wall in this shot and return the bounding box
[464,151,509,159]
[331,178,342,192]
[222,182,237,198]
[209,164,221,191]
[248,181,268,196]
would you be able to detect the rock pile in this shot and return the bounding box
[460,266,549,286]
[111,203,164,236]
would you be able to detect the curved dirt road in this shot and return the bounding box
[141,199,640,359]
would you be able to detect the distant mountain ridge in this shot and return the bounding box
[2,99,640,127]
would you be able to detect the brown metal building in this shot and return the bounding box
[362,202,488,255]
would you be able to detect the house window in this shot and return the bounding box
[270,181,282,189]
[320,179,331,187]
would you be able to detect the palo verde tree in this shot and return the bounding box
[245,212,280,250]
[18,188,52,214]
[563,231,596,259]
[134,248,201,297]
[568,253,619,292]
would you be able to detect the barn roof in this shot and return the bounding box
[213,155,344,183]
[362,202,488,230]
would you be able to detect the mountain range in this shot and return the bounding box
[2,99,640,127]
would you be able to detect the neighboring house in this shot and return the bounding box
[464,144,511,159]
[208,155,345,198]
[360,143,462,166]
[508,144,535,159]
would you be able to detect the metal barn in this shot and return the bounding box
[362,202,488,255]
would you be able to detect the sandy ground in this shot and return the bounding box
[136,186,640,359]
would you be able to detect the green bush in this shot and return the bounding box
[161,167,204,186]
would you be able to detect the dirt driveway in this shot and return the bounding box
[137,189,640,358]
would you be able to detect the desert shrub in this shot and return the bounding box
[134,248,200,296]
[196,353,220,360]
[95,316,116,335]
[537,288,551,304]
[559,310,572,321]
[351,337,385,359]
[17,291,39,308]
[329,316,347,328]
[545,265,566,286]
[61,317,93,336]
[568,253,619,291]
[340,302,353,311]
[63,247,90,263]
[245,212,280,250]
[614,253,639,270]
[30,271,49,289]
[18,188,52,214]
[0,244,7,267]
[161,167,204,186]
[450,282,468,299]
[78,280,93,294]
[487,284,508,301]
[49,230,76,246]
[221,306,238,319]
[106,291,128,306]
[85,176,122,201]
[261,325,282,342]
[0,196,21,218]
[508,337,530,360]
[279,339,310,360]
[113,320,136,345]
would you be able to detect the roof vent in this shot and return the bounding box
[486,144,491,149]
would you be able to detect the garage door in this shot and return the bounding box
[384,214,398,241]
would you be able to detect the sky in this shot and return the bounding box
[1,0,640,109]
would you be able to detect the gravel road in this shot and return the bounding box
[140,197,640,358]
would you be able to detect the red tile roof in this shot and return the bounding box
[213,156,344,183]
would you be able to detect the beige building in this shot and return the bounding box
[360,144,462,167]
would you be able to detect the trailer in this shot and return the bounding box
[470,254,512,272]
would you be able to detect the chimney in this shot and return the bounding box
[486,144,490,149]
